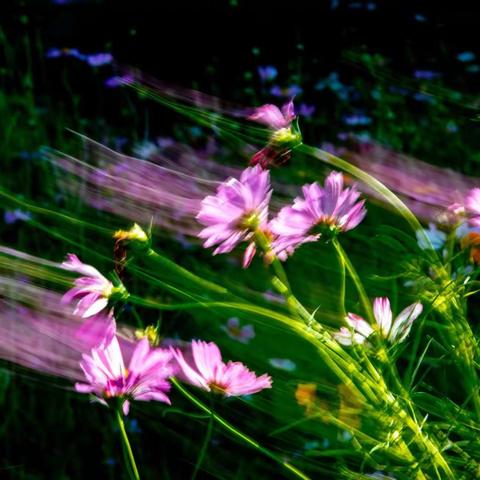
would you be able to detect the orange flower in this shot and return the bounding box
[295,383,318,415]
[461,232,480,264]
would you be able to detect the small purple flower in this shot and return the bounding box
[105,73,134,88]
[76,328,173,415]
[197,165,272,266]
[4,209,32,224]
[221,317,255,344]
[269,85,283,97]
[270,172,366,254]
[297,103,316,118]
[46,47,112,67]
[413,92,435,103]
[85,52,113,67]
[319,142,337,155]
[465,188,480,227]
[67,49,82,58]
[270,84,303,98]
[414,70,441,80]
[334,297,423,346]
[157,136,175,149]
[61,254,115,318]
[46,47,82,59]
[257,65,278,82]
[46,48,62,58]
[262,289,286,304]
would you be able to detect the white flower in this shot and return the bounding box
[334,297,423,346]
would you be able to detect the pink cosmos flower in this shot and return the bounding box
[196,165,272,266]
[220,317,255,344]
[334,297,423,346]
[171,340,272,396]
[248,101,300,169]
[465,188,480,227]
[61,254,114,318]
[248,100,295,130]
[270,171,366,254]
[76,329,173,415]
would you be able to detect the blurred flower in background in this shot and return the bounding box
[221,317,255,344]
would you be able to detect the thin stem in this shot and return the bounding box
[364,345,454,480]
[171,378,311,480]
[445,228,457,276]
[145,248,229,295]
[115,408,141,480]
[191,401,214,480]
[333,240,347,318]
[332,237,374,323]
[254,230,313,324]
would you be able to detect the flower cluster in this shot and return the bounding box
[63,246,272,412]
[46,48,113,67]
[67,263,272,414]
[76,324,272,414]
[197,166,366,266]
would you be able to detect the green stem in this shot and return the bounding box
[332,237,373,323]
[171,378,311,480]
[191,404,214,480]
[368,346,455,479]
[333,240,347,318]
[254,230,314,325]
[115,408,141,480]
[145,248,229,295]
[445,228,457,276]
